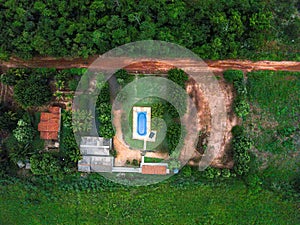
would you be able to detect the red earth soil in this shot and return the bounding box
[1,56,300,72]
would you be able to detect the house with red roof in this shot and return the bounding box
[38,106,61,140]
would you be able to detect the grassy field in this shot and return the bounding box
[246,71,300,154]
[0,178,299,225]
[245,71,300,184]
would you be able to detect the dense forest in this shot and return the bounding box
[0,0,299,60]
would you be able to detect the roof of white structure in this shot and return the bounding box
[78,136,114,172]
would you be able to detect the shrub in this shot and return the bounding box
[231,125,244,137]
[180,166,192,178]
[68,79,79,91]
[232,126,252,176]
[167,69,188,89]
[234,98,250,118]
[221,168,231,178]
[13,119,36,144]
[72,110,93,133]
[110,149,117,158]
[96,102,115,138]
[132,159,139,167]
[0,68,30,85]
[14,78,52,108]
[202,167,221,179]
[30,153,61,175]
[244,174,263,193]
[60,110,81,165]
[0,111,18,131]
[151,102,165,118]
[223,70,244,83]
[166,122,182,155]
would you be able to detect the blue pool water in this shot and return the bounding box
[137,112,147,136]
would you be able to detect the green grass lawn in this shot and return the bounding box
[121,97,169,151]
[245,71,300,184]
[144,157,164,163]
[246,71,300,154]
[0,178,299,225]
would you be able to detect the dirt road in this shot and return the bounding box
[1,56,300,72]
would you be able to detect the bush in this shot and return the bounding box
[0,68,30,86]
[151,102,165,118]
[180,166,192,178]
[232,127,252,176]
[30,153,61,175]
[13,119,36,144]
[0,110,18,131]
[223,70,244,83]
[221,168,231,178]
[234,98,250,118]
[224,70,250,119]
[167,69,188,89]
[166,122,182,155]
[14,78,52,108]
[68,79,79,91]
[202,167,221,179]
[132,159,139,167]
[96,102,115,138]
[60,110,81,165]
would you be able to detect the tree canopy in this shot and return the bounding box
[0,0,298,60]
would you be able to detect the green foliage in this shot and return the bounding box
[1,0,297,60]
[221,168,231,178]
[1,175,300,224]
[13,119,36,144]
[60,110,81,164]
[167,68,188,89]
[151,102,165,119]
[0,110,18,131]
[110,149,117,158]
[96,103,115,138]
[234,97,250,118]
[143,157,163,163]
[96,81,115,138]
[115,69,133,85]
[246,71,300,154]
[72,110,93,133]
[14,77,52,108]
[180,166,192,178]
[166,122,182,155]
[132,159,139,167]
[30,152,61,175]
[244,174,263,194]
[0,68,30,85]
[223,70,244,83]
[202,167,221,179]
[224,70,250,119]
[168,158,181,170]
[68,79,79,91]
[232,126,252,176]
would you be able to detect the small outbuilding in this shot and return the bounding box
[38,106,61,140]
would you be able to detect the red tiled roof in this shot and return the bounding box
[40,131,59,140]
[38,107,61,140]
[40,113,60,121]
[141,165,167,175]
[49,106,61,114]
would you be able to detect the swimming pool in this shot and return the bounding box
[132,107,151,140]
[137,112,147,136]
